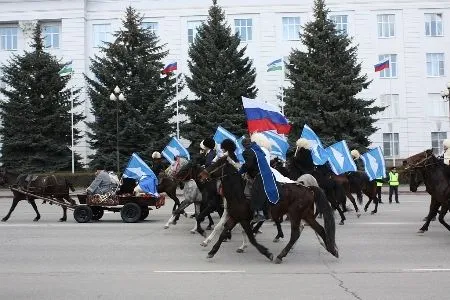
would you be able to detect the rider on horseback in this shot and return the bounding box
[200,137,216,167]
[294,138,315,176]
[349,149,365,204]
[151,151,169,176]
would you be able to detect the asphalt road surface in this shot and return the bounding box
[0,189,449,300]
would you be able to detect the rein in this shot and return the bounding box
[204,161,235,181]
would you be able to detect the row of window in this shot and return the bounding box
[379,93,448,118]
[383,132,447,157]
[376,53,444,78]
[0,23,60,50]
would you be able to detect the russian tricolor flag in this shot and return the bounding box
[162,62,177,74]
[374,59,389,72]
[242,96,291,135]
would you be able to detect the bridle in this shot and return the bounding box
[203,160,234,181]
[405,152,440,170]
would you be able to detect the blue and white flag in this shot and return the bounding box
[123,153,158,196]
[360,147,386,181]
[300,124,328,165]
[162,137,190,164]
[262,130,289,161]
[325,140,357,175]
[213,126,244,162]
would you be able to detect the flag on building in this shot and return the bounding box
[213,126,244,162]
[58,61,73,77]
[325,140,357,175]
[261,130,289,161]
[374,59,390,72]
[122,153,159,196]
[162,137,190,164]
[267,58,283,72]
[162,62,177,74]
[242,96,291,134]
[300,124,328,165]
[360,147,386,181]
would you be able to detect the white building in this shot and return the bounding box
[0,0,449,166]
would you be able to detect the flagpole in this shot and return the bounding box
[389,61,395,167]
[281,57,285,115]
[71,88,74,174]
[176,70,179,140]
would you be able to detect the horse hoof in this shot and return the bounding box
[206,253,214,259]
[273,237,279,243]
[33,217,40,222]
[59,218,66,222]
[364,208,367,212]
[339,221,344,225]
[371,211,377,215]
[1,218,7,222]
[190,230,196,234]
[274,257,282,264]
[236,248,244,253]
[164,225,169,229]
[356,213,361,218]
[268,253,274,261]
[200,241,208,247]
[417,230,425,234]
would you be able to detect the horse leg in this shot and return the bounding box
[273,219,284,243]
[275,212,301,264]
[252,220,264,234]
[364,198,372,212]
[207,219,238,258]
[418,199,440,233]
[237,225,249,253]
[164,214,177,229]
[371,195,379,215]
[1,198,21,222]
[437,201,450,231]
[206,214,214,230]
[58,198,67,222]
[327,192,345,225]
[29,199,41,222]
[201,208,228,247]
[238,220,273,261]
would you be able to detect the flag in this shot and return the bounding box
[162,62,177,74]
[374,59,390,72]
[123,153,158,196]
[58,61,73,77]
[300,124,328,165]
[267,58,283,72]
[261,130,289,161]
[325,140,357,175]
[213,126,244,162]
[242,96,291,135]
[360,147,386,181]
[162,137,190,164]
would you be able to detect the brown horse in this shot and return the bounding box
[0,169,75,222]
[157,171,182,213]
[199,157,338,263]
[403,149,450,233]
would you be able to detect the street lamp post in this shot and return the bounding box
[110,86,125,174]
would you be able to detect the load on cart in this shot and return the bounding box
[75,153,165,223]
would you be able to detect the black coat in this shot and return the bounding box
[240,148,259,178]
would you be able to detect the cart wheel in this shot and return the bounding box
[140,207,150,220]
[121,203,142,223]
[91,206,104,221]
[74,205,93,223]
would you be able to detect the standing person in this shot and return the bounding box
[86,165,113,195]
[375,176,384,204]
[388,166,399,204]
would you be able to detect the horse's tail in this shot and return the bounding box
[310,185,338,258]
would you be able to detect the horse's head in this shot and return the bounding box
[403,149,436,192]
[198,156,231,183]
[174,161,200,182]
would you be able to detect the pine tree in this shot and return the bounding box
[86,6,177,170]
[183,0,257,156]
[284,0,384,150]
[0,24,83,173]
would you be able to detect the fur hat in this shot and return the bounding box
[221,139,237,154]
[251,132,272,150]
[443,139,450,148]
[296,138,310,150]
[202,137,215,150]
[350,149,360,159]
[152,151,161,159]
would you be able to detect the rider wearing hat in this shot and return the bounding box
[151,151,169,176]
[294,138,315,175]
[200,137,216,167]
[349,149,365,204]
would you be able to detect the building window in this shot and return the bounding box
[187,21,202,43]
[142,22,158,36]
[0,26,18,51]
[234,19,252,42]
[426,53,445,76]
[431,132,447,155]
[93,24,111,48]
[380,94,399,118]
[378,54,397,78]
[383,133,399,157]
[377,14,395,38]
[282,17,300,40]
[330,15,348,34]
[425,13,443,37]
[43,24,60,49]
[428,93,448,117]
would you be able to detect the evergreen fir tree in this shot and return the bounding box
[183,0,257,156]
[0,24,83,173]
[86,6,177,170]
[284,0,385,150]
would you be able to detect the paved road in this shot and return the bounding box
[0,189,448,300]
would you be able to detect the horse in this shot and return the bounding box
[0,169,75,222]
[157,171,182,213]
[346,171,379,214]
[199,156,339,263]
[403,149,450,233]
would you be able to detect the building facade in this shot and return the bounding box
[0,0,449,166]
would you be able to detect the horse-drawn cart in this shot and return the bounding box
[74,193,165,223]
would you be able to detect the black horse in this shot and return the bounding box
[404,150,450,233]
[0,169,75,222]
[199,157,338,263]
